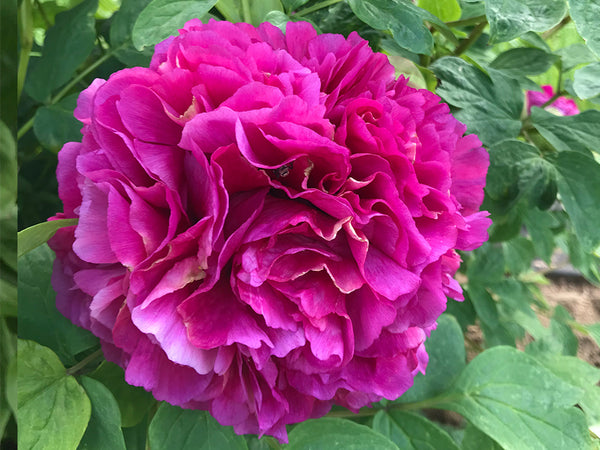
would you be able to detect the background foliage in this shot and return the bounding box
[8,0,600,448]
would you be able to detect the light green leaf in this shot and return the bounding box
[18,340,91,450]
[399,314,465,403]
[485,0,567,43]
[132,0,218,50]
[573,62,600,99]
[431,57,523,146]
[585,323,600,349]
[18,218,78,258]
[372,410,460,449]
[417,0,461,21]
[490,48,559,76]
[18,244,98,365]
[286,418,399,449]
[531,107,600,155]
[557,43,599,71]
[494,279,546,340]
[25,0,98,102]
[568,0,600,57]
[78,377,126,450]
[149,403,248,450]
[281,0,309,13]
[554,151,600,251]
[216,0,284,24]
[88,361,155,428]
[437,346,591,450]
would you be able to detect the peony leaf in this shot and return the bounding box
[554,151,600,252]
[122,415,149,450]
[33,94,82,152]
[18,218,78,258]
[78,377,126,450]
[88,361,155,428]
[430,57,523,146]
[436,346,591,450]
[573,62,600,99]
[490,48,559,76]
[18,244,98,365]
[585,323,600,349]
[286,418,399,449]
[417,0,461,22]
[461,423,503,450]
[568,0,600,57]
[148,403,248,450]
[485,0,567,43]
[399,314,465,403]
[372,410,460,449]
[17,340,91,450]
[0,120,17,211]
[132,0,218,50]
[531,107,600,155]
[25,0,98,103]
[109,0,154,67]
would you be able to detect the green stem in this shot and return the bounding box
[241,0,252,23]
[539,60,564,110]
[453,20,487,57]
[446,14,487,28]
[66,349,104,376]
[295,0,344,17]
[18,0,34,103]
[17,49,115,140]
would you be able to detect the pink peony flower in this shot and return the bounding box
[49,19,490,441]
[526,84,579,116]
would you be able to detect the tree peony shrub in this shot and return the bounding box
[526,84,580,116]
[48,19,490,441]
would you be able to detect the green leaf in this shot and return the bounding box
[78,377,126,450]
[122,414,149,450]
[531,107,600,155]
[556,43,598,71]
[490,48,559,76]
[494,279,546,340]
[281,0,309,13]
[18,244,98,365]
[132,0,219,50]
[18,218,78,258]
[18,340,91,450]
[430,57,523,146]
[467,242,505,284]
[524,208,557,263]
[399,314,465,403]
[437,346,591,450]
[485,0,567,43]
[417,0,461,22]
[554,151,600,251]
[25,0,98,103]
[573,62,600,99]
[585,323,600,349]
[568,0,600,57]
[0,120,17,211]
[461,423,503,450]
[286,418,399,449]
[215,0,283,25]
[110,0,154,67]
[88,361,155,428]
[502,237,535,274]
[347,0,449,55]
[148,403,248,450]
[33,94,82,152]
[372,410,460,449]
[467,285,515,347]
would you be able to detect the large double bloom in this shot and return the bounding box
[49,19,490,440]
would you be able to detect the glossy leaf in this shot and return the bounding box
[18,244,98,365]
[286,418,398,449]
[569,0,600,57]
[485,0,567,43]
[372,410,460,449]
[132,0,219,50]
[490,48,559,76]
[25,0,98,102]
[18,340,91,450]
[148,403,248,450]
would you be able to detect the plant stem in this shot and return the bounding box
[295,0,343,17]
[241,0,252,23]
[65,348,104,376]
[446,14,487,28]
[540,60,564,110]
[453,20,487,57]
[18,0,34,103]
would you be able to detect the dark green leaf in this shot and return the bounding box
[18,218,78,257]
[486,140,538,202]
[490,48,559,76]
[437,346,590,450]
[444,294,476,331]
[431,58,523,146]
[467,285,515,347]
[286,418,398,449]
[531,107,600,155]
[494,279,546,340]
[132,0,219,50]
[524,208,557,263]
[148,403,248,450]
[461,423,503,450]
[0,120,17,211]
[573,62,600,99]
[417,0,461,21]
[109,0,154,67]
[25,0,98,103]
[89,361,155,428]
[485,0,567,43]
[372,410,460,449]
[565,230,600,284]
[78,377,126,450]
[122,414,149,450]
[18,340,91,450]
[399,314,465,403]
[568,0,600,57]
[502,237,535,274]
[18,244,98,365]
[467,242,505,283]
[281,0,309,13]
[33,93,82,152]
[554,151,600,251]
